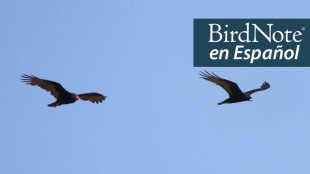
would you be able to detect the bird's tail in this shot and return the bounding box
[218,102,225,105]
[218,98,230,105]
[48,102,58,107]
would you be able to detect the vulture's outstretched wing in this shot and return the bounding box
[21,74,69,98]
[199,71,244,96]
[78,93,106,103]
[244,81,270,96]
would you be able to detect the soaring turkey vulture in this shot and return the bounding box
[21,74,106,107]
[199,71,270,105]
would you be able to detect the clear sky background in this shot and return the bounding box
[1,1,310,173]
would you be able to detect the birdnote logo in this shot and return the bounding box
[194,19,310,67]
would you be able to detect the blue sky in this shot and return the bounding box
[1,1,310,173]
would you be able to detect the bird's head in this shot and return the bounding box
[75,95,81,100]
[71,93,81,100]
[249,97,252,102]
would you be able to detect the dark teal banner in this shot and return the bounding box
[194,19,310,67]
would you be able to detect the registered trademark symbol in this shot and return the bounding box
[302,27,305,31]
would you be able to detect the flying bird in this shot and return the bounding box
[21,74,106,107]
[199,71,270,105]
